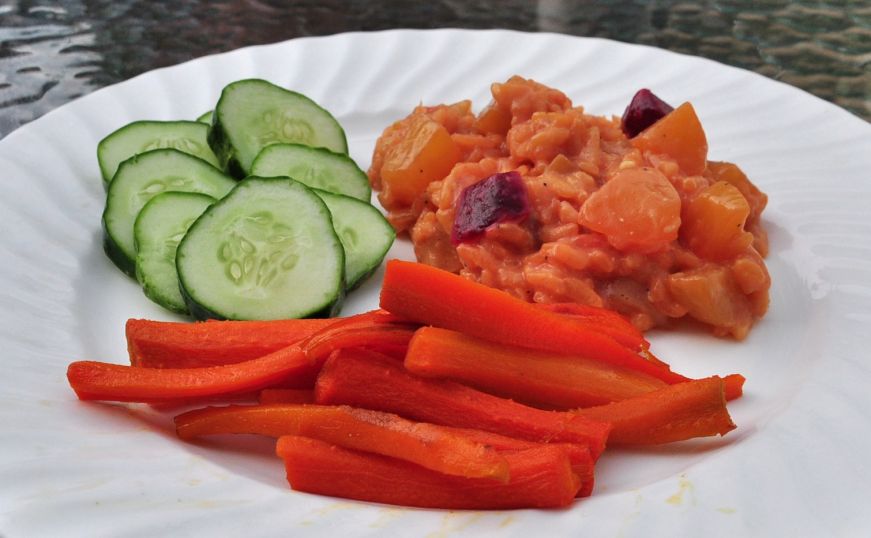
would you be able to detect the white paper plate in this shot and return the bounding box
[1,29,869,537]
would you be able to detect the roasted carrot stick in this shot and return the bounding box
[125,310,411,369]
[68,344,314,403]
[723,373,745,401]
[573,376,736,445]
[276,435,581,509]
[536,302,648,351]
[379,260,687,384]
[314,349,611,459]
[302,325,415,362]
[439,426,596,498]
[68,314,415,403]
[258,389,315,404]
[631,346,745,401]
[405,326,666,408]
[126,317,337,368]
[175,403,510,481]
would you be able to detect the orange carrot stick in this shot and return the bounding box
[175,404,510,481]
[573,376,736,445]
[405,326,666,408]
[379,260,687,384]
[68,313,415,403]
[314,348,612,459]
[302,325,415,362]
[125,310,410,369]
[536,302,649,351]
[723,373,745,401]
[258,389,315,404]
[276,435,581,509]
[68,344,314,403]
[641,349,745,402]
[126,317,337,368]
[439,426,596,498]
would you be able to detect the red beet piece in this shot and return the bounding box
[451,171,530,245]
[621,89,674,138]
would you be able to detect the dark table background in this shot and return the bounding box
[0,0,868,138]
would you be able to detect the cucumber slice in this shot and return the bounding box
[250,143,371,202]
[314,189,395,290]
[134,192,215,313]
[176,176,345,320]
[102,149,237,277]
[98,120,221,184]
[196,110,214,124]
[208,79,348,178]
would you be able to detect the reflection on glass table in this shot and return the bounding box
[0,0,867,138]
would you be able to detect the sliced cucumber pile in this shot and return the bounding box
[209,79,348,178]
[98,120,221,185]
[96,78,394,319]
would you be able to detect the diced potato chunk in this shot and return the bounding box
[579,167,681,254]
[380,115,461,206]
[707,161,769,256]
[682,181,754,261]
[475,101,512,135]
[667,266,753,339]
[632,102,708,175]
[707,161,767,219]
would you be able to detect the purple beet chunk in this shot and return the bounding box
[621,89,674,138]
[451,171,530,245]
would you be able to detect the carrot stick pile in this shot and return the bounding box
[66,259,744,510]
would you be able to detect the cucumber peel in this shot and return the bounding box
[314,189,395,290]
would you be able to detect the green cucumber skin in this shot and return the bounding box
[180,282,343,321]
[207,113,246,179]
[313,189,395,291]
[101,149,237,277]
[134,192,216,314]
[102,218,137,277]
[207,79,348,179]
[176,176,346,321]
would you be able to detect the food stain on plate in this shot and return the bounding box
[299,501,359,526]
[615,493,645,538]
[25,478,109,501]
[183,455,231,482]
[665,474,695,506]
[426,512,486,538]
[368,507,405,529]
